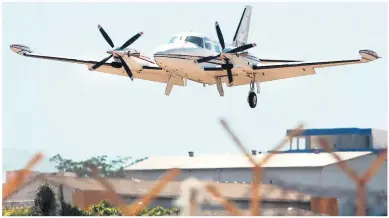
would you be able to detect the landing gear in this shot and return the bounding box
[247,91,257,108]
[247,80,259,108]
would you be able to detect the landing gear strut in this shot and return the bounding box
[247,81,259,108]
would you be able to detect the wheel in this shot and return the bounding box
[248,92,257,108]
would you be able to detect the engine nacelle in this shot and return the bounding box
[110,61,123,68]
[221,63,233,70]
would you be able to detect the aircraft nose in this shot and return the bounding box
[153,44,174,66]
[154,45,170,55]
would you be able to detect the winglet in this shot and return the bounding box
[359,49,380,61]
[10,44,32,55]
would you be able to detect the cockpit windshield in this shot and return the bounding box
[203,37,222,53]
[168,36,177,44]
[185,36,204,48]
[213,43,222,53]
[169,34,222,52]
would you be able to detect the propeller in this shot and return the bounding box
[89,24,143,80]
[196,22,256,85]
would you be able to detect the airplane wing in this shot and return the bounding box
[9,44,184,86]
[205,49,380,86]
[257,58,302,65]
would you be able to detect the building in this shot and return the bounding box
[124,151,386,193]
[4,173,326,215]
[123,127,387,215]
[287,128,387,151]
[125,128,387,194]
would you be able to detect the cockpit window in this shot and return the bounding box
[213,43,221,53]
[205,42,212,50]
[169,36,177,44]
[185,36,204,48]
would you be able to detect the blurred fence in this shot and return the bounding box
[2,119,387,216]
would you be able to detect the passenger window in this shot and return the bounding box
[185,36,204,48]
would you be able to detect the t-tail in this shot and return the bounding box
[232,5,252,47]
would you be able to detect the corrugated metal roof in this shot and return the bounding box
[125,152,371,170]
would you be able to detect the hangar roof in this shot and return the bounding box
[125,151,372,170]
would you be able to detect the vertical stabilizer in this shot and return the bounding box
[232,5,252,47]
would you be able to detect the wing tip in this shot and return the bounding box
[359,49,381,61]
[10,44,32,55]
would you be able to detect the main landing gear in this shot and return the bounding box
[247,81,260,108]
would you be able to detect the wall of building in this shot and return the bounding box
[310,197,339,216]
[126,169,220,181]
[73,193,310,212]
[201,200,311,211]
[218,167,322,185]
[121,196,311,212]
[122,196,174,209]
[72,190,124,210]
[321,153,387,192]
[372,129,387,149]
[126,153,387,193]
[61,185,74,204]
[5,180,73,206]
[309,134,371,150]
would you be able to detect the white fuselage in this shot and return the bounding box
[150,32,260,84]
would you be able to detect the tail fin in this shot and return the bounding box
[232,5,252,47]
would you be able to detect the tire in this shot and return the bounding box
[248,92,257,108]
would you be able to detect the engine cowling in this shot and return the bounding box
[110,61,123,68]
[221,63,233,70]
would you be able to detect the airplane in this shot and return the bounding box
[10,5,381,108]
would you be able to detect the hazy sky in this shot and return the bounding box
[2,2,387,169]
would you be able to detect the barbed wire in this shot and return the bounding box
[2,119,387,216]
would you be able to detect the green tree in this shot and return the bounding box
[86,200,180,216]
[2,207,31,216]
[140,206,180,216]
[88,200,123,216]
[31,183,57,216]
[49,154,134,178]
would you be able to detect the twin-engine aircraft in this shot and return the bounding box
[10,5,380,108]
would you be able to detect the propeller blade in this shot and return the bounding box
[90,54,113,70]
[196,54,220,63]
[98,25,115,48]
[118,56,133,80]
[215,22,225,50]
[120,32,143,50]
[228,43,257,54]
[227,68,233,85]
